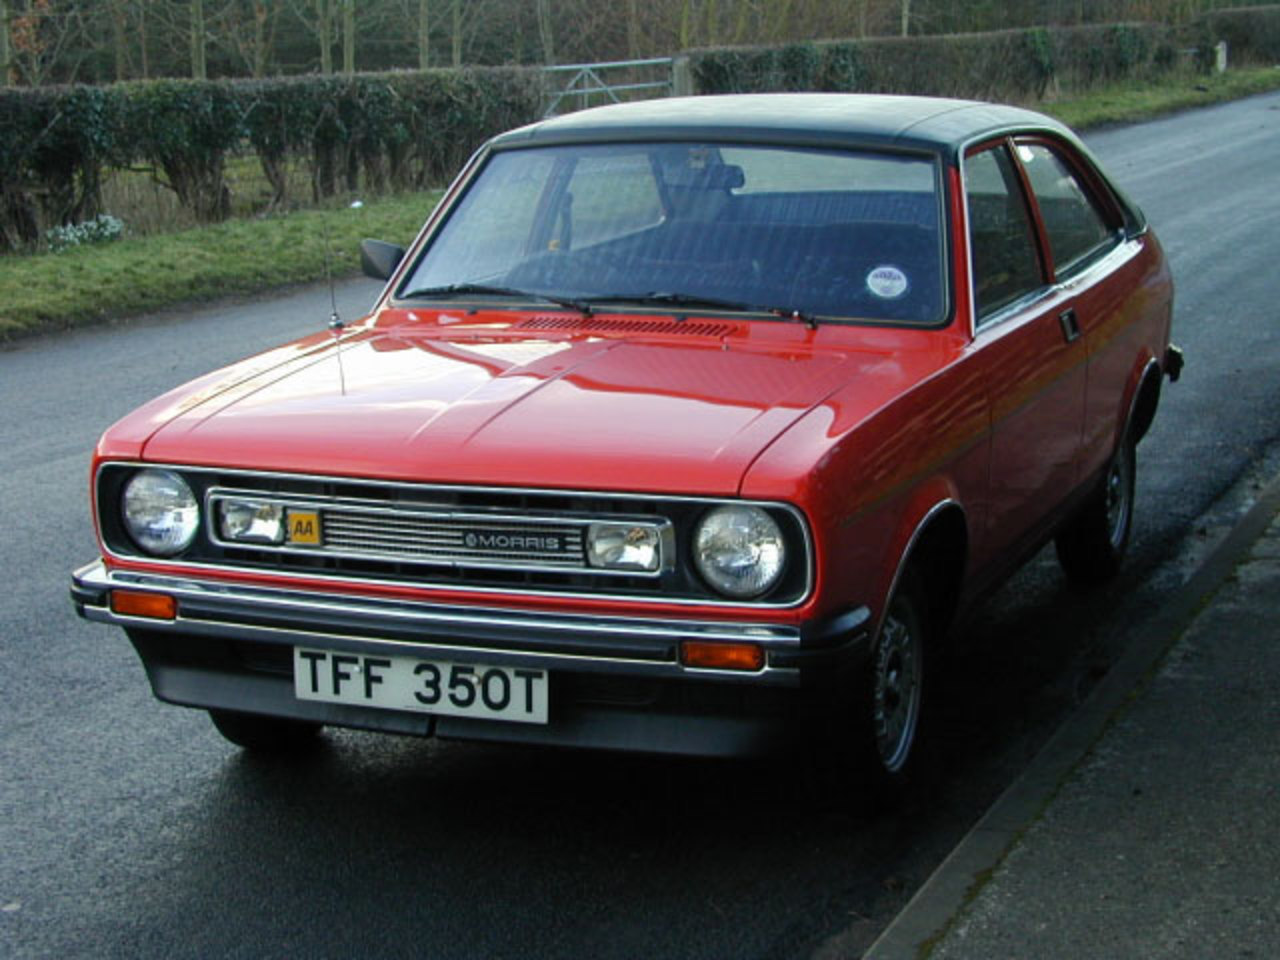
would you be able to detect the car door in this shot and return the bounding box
[964,139,1086,572]
[1009,137,1134,482]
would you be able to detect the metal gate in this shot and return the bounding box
[541,57,676,118]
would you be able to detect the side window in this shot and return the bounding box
[965,145,1044,323]
[1015,142,1116,276]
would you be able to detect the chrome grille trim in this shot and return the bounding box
[205,488,663,575]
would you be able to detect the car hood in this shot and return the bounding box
[127,312,897,495]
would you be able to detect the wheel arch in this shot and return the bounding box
[881,498,969,644]
[1125,357,1163,446]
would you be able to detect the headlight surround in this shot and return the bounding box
[693,505,786,598]
[121,469,200,556]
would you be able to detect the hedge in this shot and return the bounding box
[0,67,542,252]
[687,22,1189,100]
[1197,5,1280,64]
[4,8,1278,254]
[687,9,1280,99]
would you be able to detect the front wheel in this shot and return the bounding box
[869,588,926,778]
[809,576,932,808]
[209,709,322,753]
[1056,436,1135,586]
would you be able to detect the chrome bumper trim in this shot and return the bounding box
[71,561,849,686]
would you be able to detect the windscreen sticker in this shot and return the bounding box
[866,265,909,300]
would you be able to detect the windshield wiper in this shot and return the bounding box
[401,282,593,316]
[582,292,819,329]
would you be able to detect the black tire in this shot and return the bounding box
[809,574,932,809]
[1056,436,1136,586]
[209,709,322,753]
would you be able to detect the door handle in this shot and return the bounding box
[1059,308,1081,343]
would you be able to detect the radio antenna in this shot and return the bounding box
[320,211,348,396]
[321,213,343,332]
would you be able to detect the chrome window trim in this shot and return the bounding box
[393,140,952,329]
[95,463,815,610]
[958,125,1143,338]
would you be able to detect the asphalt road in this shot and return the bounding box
[3,92,1280,960]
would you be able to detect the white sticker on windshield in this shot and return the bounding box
[866,265,909,300]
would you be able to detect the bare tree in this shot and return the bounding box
[213,1,280,77]
[101,0,155,80]
[190,0,207,78]
[341,0,354,73]
[450,0,460,65]
[417,0,428,67]
[8,0,90,85]
[1,0,12,85]
[109,0,128,79]
[138,0,150,77]
[292,0,337,72]
[535,0,553,63]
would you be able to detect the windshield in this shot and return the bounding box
[400,141,945,324]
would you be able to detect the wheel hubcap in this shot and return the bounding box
[873,611,921,773]
[1106,445,1132,548]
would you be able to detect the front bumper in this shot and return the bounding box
[72,561,870,756]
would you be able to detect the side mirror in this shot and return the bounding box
[360,238,406,281]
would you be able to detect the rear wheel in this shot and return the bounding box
[209,710,322,753]
[1056,435,1135,585]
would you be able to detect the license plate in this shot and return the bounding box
[294,648,548,725]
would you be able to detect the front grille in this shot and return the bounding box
[319,509,585,568]
[207,488,638,574]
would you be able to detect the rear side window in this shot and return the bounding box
[1015,142,1117,276]
[964,145,1044,323]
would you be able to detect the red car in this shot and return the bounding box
[72,94,1180,799]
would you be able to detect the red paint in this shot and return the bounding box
[89,136,1175,636]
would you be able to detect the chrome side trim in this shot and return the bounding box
[95,463,815,610]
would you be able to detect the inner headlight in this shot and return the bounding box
[587,522,663,572]
[121,469,199,557]
[693,505,786,598]
[218,499,286,544]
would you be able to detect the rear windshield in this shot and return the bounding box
[401,141,945,325]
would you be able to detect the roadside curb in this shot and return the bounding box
[861,469,1280,960]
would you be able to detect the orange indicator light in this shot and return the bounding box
[110,590,177,620]
[680,641,765,672]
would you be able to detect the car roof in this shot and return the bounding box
[490,94,1076,163]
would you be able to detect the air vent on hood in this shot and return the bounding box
[515,316,737,338]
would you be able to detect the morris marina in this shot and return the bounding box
[71,94,1181,799]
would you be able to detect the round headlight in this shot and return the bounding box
[693,505,786,599]
[121,469,200,556]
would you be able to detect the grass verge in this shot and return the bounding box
[1041,64,1280,129]
[0,192,439,343]
[4,65,1280,344]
